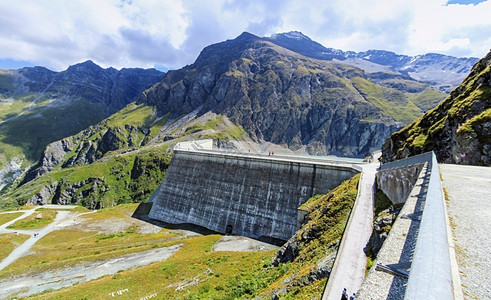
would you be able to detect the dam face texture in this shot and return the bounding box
[148,150,359,241]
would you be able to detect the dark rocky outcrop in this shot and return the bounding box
[367,206,401,257]
[52,178,108,209]
[381,51,491,165]
[27,182,58,205]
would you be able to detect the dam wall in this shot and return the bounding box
[148,150,360,241]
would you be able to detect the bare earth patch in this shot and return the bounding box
[0,244,182,298]
[212,236,278,252]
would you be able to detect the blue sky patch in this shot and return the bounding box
[446,0,486,5]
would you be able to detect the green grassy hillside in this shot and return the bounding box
[381,51,491,165]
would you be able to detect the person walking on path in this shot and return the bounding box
[341,288,348,300]
[350,293,356,300]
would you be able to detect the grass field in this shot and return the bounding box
[6,209,57,230]
[0,212,23,226]
[0,233,30,261]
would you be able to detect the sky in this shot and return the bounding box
[0,0,489,71]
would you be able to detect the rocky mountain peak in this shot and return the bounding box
[235,31,259,41]
[271,31,312,41]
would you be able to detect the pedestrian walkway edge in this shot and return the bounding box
[322,171,365,299]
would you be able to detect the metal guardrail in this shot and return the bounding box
[404,153,453,299]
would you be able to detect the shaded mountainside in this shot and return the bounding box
[0,104,172,209]
[381,51,491,165]
[0,62,164,189]
[140,32,447,157]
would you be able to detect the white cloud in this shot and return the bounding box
[0,0,489,71]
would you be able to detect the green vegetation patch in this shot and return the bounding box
[261,174,360,298]
[374,188,392,216]
[409,87,447,112]
[7,209,57,230]
[351,76,422,124]
[457,108,491,144]
[0,94,37,122]
[0,233,30,261]
[0,204,179,279]
[0,212,23,226]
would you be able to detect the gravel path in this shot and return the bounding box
[0,205,81,271]
[440,164,491,299]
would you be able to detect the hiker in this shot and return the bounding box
[341,288,348,300]
[350,293,356,300]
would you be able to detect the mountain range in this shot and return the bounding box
[0,31,482,207]
[268,31,478,92]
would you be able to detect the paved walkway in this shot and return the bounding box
[323,159,378,299]
[440,164,491,299]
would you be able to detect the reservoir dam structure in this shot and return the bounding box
[148,149,361,241]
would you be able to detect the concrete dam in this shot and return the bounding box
[148,150,360,241]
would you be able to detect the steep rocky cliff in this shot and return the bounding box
[140,32,445,157]
[381,51,491,165]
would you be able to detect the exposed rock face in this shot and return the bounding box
[376,164,424,204]
[273,232,300,266]
[367,206,401,257]
[140,32,419,157]
[24,138,77,181]
[52,178,108,209]
[381,51,491,165]
[27,182,58,205]
[16,61,164,115]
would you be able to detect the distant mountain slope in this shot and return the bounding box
[381,51,491,165]
[0,62,164,190]
[140,32,446,157]
[267,31,478,91]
